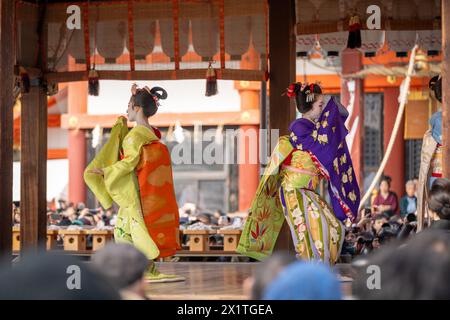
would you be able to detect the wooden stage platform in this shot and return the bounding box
[146,262,353,300]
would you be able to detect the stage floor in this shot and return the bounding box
[146,262,353,300]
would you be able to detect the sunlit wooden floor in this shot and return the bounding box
[146,262,353,300]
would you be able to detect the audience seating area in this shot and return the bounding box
[11,227,243,257]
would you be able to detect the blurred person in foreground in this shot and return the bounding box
[0,250,120,300]
[427,178,450,232]
[91,243,149,300]
[262,261,342,300]
[352,230,450,299]
[243,252,296,299]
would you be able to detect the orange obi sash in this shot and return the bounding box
[136,141,181,258]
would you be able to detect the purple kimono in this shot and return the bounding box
[288,96,360,221]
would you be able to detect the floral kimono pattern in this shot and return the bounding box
[237,97,360,265]
[84,117,180,259]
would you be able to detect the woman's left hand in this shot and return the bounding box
[88,168,104,176]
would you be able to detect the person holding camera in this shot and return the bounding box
[397,212,418,240]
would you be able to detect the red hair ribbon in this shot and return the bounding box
[287,83,298,98]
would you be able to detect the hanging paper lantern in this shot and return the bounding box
[319,32,347,56]
[84,2,127,64]
[68,28,95,64]
[126,20,156,60]
[192,17,219,61]
[251,14,268,71]
[47,22,69,70]
[224,16,251,60]
[361,30,385,57]
[159,18,189,61]
[96,20,127,64]
[251,15,266,55]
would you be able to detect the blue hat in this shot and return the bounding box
[262,261,342,300]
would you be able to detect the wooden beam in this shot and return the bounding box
[48,149,68,159]
[296,18,436,35]
[0,0,15,257]
[443,0,450,179]
[268,0,296,135]
[45,69,266,84]
[61,110,261,129]
[268,0,296,254]
[20,85,48,251]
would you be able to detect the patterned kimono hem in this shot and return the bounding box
[236,245,270,261]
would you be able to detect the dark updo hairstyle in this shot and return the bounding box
[429,75,442,103]
[287,82,323,114]
[428,178,450,220]
[131,86,168,117]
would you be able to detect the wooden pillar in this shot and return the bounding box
[383,87,405,197]
[268,0,296,253]
[67,59,88,204]
[20,85,48,251]
[341,49,364,187]
[238,124,260,211]
[0,0,15,257]
[68,129,87,204]
[237,47,260,211]
[443,0,450,179]
[268,0,296,136]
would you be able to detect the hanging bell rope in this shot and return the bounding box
[358,43,419,213]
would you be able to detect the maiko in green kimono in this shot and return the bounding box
[237,83,360,265]
[84,84,183,282]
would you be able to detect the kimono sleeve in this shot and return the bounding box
[102,132,146,207]
[83,117,128,209]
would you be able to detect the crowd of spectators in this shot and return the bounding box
[12,200,117,229]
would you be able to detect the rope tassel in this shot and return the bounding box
[205,62,218,97]
[347,14,361,49]
[88,69,99,96]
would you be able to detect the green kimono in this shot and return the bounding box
[237,136,292,261]
[84,117,160,259]
[237,136,345,265]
